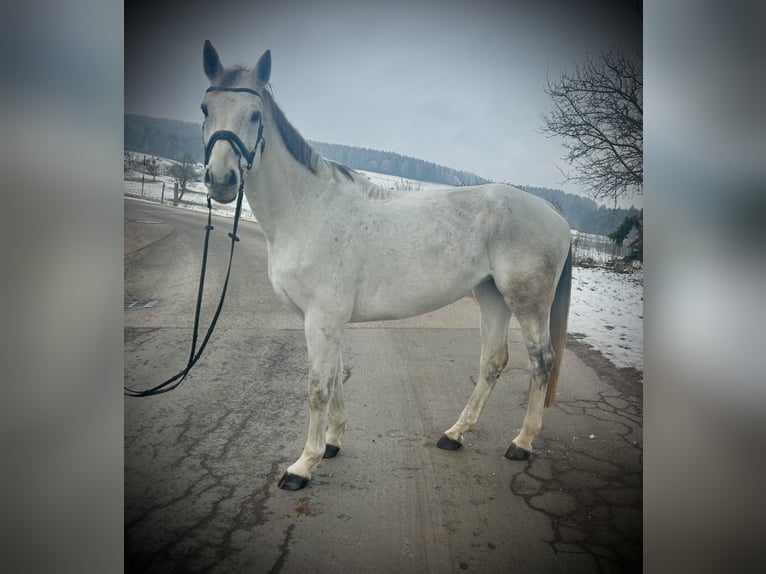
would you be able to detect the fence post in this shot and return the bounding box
[161,182,165,204]
[173,182,178,206]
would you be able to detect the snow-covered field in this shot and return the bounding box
[125,159,643,372]
[569,266,643,370]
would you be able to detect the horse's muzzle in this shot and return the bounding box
[205,167,240,204]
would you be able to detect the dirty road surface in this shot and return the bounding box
[125,198,642,573]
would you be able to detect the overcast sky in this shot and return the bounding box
[126,0,641,204]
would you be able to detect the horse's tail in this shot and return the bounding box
[545,243,572,407]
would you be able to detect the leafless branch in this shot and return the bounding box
[541,49,643,204]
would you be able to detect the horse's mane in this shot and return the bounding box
[263,87,354,181]
[263,89,398,199]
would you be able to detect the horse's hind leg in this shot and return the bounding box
[323,353,346,459]
[438,279,511,450]
[505,305,556,460]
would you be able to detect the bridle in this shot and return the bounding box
[202,86,266,171]
[124,86,266,397]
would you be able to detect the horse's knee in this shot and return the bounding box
[308,381,332,409]
[307,350,342,407]
[482,348,509,382]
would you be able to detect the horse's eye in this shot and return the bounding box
[201,104,209,117]
[250,111,261,123]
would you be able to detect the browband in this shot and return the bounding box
[205,86,262,97]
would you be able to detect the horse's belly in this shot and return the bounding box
[350,258,488,322]
[350,292,471,323]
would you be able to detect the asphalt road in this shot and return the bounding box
[124,197,642,573]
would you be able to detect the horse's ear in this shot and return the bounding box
[254,50,271,85]
[203,40,223,82]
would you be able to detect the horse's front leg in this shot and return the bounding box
[278,313,345,491]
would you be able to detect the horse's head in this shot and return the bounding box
[201,41,270,204]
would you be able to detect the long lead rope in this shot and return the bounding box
[124,180,246,397]
[126,89,264,398]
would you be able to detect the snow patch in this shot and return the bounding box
[569,266,643,370]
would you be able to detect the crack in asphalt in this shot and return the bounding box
[127,403,234,572]
[126,334,304,573]
[510,386,643,573]
[268,523,296,574]
[127,368,642,573]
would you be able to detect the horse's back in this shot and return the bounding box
[423,183,570,260]
[348,183,569,322]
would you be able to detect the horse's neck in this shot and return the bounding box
[244,130,335,242]
[245,98,380,242]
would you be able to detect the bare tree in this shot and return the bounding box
[124,151,134,174]
[145,156,159,181]
[168,153,198,200]
[541,49,643,205]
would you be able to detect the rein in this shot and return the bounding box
[124,86,264,397]
[124,188,245,397]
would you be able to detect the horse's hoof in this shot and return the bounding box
[504,442,532,461]
[323,444,341,459]
[437,434,463,451]
[278,471,310,491]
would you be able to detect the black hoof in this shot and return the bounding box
[278,471,310,491]
[437,434,463,451]
[323,444,341,459]
[504,442,532,461]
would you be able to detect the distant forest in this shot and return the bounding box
[124,115,205,164]
[124,114,639,234]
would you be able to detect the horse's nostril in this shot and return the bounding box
[204,168,211,185]
[226,170,238,187]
